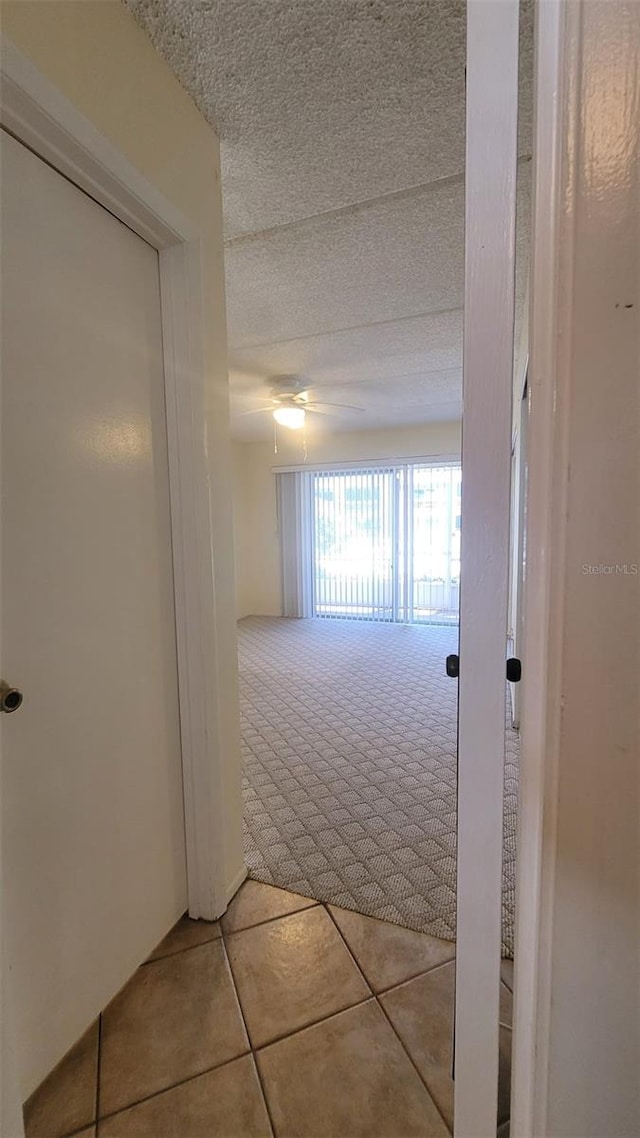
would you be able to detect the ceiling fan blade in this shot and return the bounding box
[307,406,361,419]
[237,405,275,416]
[305,400,365,412]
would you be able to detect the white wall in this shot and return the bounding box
[518,2,640,1134]
[232,420,461,618]
[1,0,244,1095]
[545,2,640,1129]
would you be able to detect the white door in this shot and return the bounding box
[1,131,187,1098]
[454,1,520,1135]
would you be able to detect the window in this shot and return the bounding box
[311,463,461,624]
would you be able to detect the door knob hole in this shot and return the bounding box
[1,688,23,713]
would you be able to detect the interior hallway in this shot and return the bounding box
[23,880,513,1138]
[239,617,519,955]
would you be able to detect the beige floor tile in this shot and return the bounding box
[221,878,317,934]
[23,1020,98,1138]
[380,962,456,1129]
[381,964,512,1129]
[501,958,514,992]
[100,940,248,1116]
[74,1129,96,1138]
[100,1055,272,1138]
[500,980,513,1027]
[329,904,455,992]
[226,906,370,1047]
[257,999,448,1137]
[146,914,221,961]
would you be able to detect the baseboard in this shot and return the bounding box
[225,863,249,906]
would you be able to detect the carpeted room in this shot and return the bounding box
[231,421,521,958]
[238,614,519,956]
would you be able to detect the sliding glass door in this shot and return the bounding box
[312,468,395,620]
[311,462,461,625]
[408,464,461,625]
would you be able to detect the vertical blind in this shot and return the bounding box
[277,471,314,618]
[277,463,461,624]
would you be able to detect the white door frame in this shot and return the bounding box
[511,0,571,1133]
[454,1,519,1134]
[455,3,578,1132]
[0,38,234,923]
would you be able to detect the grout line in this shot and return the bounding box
[244,993,374,1055]
[95,1051,252,1126]
[375,992,453,1135]
[217,931,255,1056]
[58,879,470,1137]
[324,904,375,991]
[325,905,456,995]
[79,890,481,1135]
[219,926,277,1138]
[222,907,370,1050]
[63,1123,100,1138]
[221,901,320,939]
[140,933,222,965]
[221,901,391,1055]
[325,905,452,1134]
[375,954,456,996]
[247,1052,277,1138]
[253,994,378,1059]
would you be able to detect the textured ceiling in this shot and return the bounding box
[126,0,533,440]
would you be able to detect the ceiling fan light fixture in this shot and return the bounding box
[273,406,306,429]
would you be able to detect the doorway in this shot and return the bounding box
[3,0,528,1128]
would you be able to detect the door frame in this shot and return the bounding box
[455,3,578,1131]
[454,0,520,1133]
[0,38,237,922]
[511,0,572,1133]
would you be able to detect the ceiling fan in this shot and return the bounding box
[240,375,364,430]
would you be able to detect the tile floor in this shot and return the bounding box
[24,880,514,1138]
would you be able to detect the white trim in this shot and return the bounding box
[511,1,572,1134]
[454,2,519,1135]
[1,40,231,924]
[272,453,460,474]
[225,865,249,905]
[158,242,232,919]
[0,39,195,247]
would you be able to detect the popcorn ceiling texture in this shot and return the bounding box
[231,308,464,391]
[126,0,533,437]
[226,180,467,346]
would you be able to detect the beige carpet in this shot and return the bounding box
[239,616,518,956]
